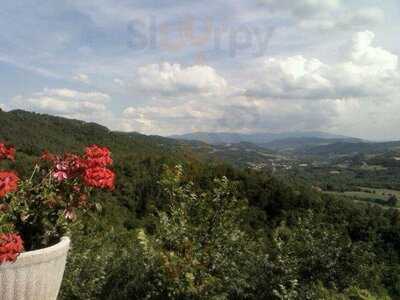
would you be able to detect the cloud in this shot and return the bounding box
[8,28,399,140]
[245,31,400,100]
[330,97,400,141]
[0,54,62,79]
[337,7,385,29]
[259,0,384,31]
[245,55,332,100]
[121,99,224,134]
[119,30,400,137]
[298,7,385,30]
[345,31,397,69]
[113,78,125,86]
[11,88,112,124]
[260,0,340,17]
[119,96,338,135]
[135,62,228,97]
[73,73,90,84]
[0,102,8,111]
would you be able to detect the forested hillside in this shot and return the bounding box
[1,109,400,299]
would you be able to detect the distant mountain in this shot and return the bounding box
[299,141,400,156]
[262,137,362,151]
[170,131,362,146]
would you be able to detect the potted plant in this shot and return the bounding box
[0,143,115,300]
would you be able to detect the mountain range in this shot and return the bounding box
[170,131,363,146]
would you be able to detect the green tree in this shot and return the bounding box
[388,195,398,207]
[136,165,263,299]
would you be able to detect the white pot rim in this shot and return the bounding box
[0,236,70,270]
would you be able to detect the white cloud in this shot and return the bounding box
[260,0,384,31]
[331,98,400,140]
[113,78,125,86]
[298,7,385,31]
[11,88,113,124]
[0,102,8,111]
[135,62,228,97]
[260,0,340,17]
[36,88,111,102]
[119,30,400,137]
[339,7,385,28]
[245,55,332,99]
[345,31,397,70]
[119,96,338,136]
[73,73,90,84]
[121,99,224,135]
[246,31,400,100]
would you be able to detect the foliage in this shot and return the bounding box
[0,143,115,255]
[2,110,400,299]
[261,214,383,299]
[135,166,263,299]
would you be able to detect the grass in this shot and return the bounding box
[359,165,387,171]
[324,187,400,208]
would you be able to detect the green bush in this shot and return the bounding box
[133,165,264,299]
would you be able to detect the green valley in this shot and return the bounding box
[1,110,400,299]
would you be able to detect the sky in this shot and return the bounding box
[1,0,400,140]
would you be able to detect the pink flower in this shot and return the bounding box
[53,171,68,182]
[50,154,86,182]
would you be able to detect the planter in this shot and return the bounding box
[0,237,70,300]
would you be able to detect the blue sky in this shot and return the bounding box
[1,0,400,140]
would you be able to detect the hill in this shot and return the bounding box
[261,137,361,151]
[171,131,360,145]
[0,109,188,158]
[299,140,400,156]
[1,110,400,299]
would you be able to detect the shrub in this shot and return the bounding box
[134,165,264,299]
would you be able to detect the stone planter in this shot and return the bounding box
[0,237,70,300]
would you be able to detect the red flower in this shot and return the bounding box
[0,233,24,264]
[84,145,113,168]
[0,144,15,161]
[0,171,19,197]
[83,167,115,190]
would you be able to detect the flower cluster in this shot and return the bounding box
[83,145,115,190]
[43,145,115,190]
[0,144,19,198]
[0,144,15,161]
[0,143,22,263]
[84,145,113,168]
[51,154,85,182]
[0,233,24,263]
[0,143,116,263]
[0,171,19,198]
[84,167,115,190]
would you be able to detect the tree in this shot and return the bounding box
[136,165,263,299]
[388,195,398,207]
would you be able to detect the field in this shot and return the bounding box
[325,187,400,207]
[359,164,388,171]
